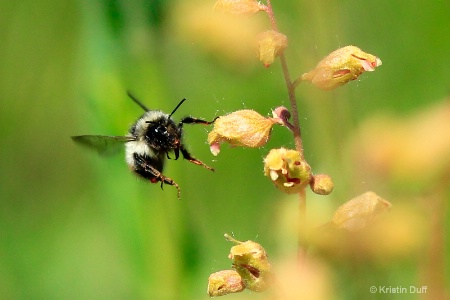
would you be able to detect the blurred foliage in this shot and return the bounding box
[0,0,449,299]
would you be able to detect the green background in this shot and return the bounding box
[1,0,449,299]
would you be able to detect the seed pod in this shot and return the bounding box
[310,174,334,195]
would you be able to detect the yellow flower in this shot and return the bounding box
[227,235,272,292]
[256,30,288,67]
[263,148,311,194]
[301,45,382,90]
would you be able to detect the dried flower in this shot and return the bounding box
[301,45,382,90]
[214,0,266,16]
[256,30,289,67]
[208,110,281,156]
[207,270,245,297]
[310,174,334,195]
[264,148,311,194]
[331,191,392,232]
[312,197,424,262]
[226,234,272,292]
[350,100,450,188]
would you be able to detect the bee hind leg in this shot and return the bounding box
[158,176,181,199]
[134,153,181,199]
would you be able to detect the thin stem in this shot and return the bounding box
[266,1,304,159]
[279,54,304,157]
[266,0,307,263]
[265,0,278,31]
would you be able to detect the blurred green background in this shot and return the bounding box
[0,0,449,299]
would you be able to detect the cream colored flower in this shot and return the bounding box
[208,110,280,156]
[301,45,382,90]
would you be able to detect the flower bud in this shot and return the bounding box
[310,174,334,195]
[214,0,266,16]
[271,106,295,131]
[331,191,392,231]
[207,270,245,297]
[256,30,288,67]
[227,236,272,292]
[208,110,279,156]
[301,45,382,90]
[264,148,311,194]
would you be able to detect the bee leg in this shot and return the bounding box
[158,176,181,199]
[178,116,218,127]
[180,145,214,172]
[134,154,181,199]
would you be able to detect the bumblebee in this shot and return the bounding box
[72,92,216,198]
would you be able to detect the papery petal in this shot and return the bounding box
[208,110,277,155]
[301,45,381,90]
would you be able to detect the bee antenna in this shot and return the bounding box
[127,90,150,111]
[169,98,186,118]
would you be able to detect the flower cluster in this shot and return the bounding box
[207,234,272,297]
[204,0,386,298]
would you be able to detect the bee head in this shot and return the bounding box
[145,117,181,151]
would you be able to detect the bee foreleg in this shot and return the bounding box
[178,116,218,128]
[180,146,214,172]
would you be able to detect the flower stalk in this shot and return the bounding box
[265,0,307,262]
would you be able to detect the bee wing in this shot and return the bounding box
[71,135,134,156]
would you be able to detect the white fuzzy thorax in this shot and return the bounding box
[124,110,167,167]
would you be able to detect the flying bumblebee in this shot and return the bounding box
[72,91,216,198]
